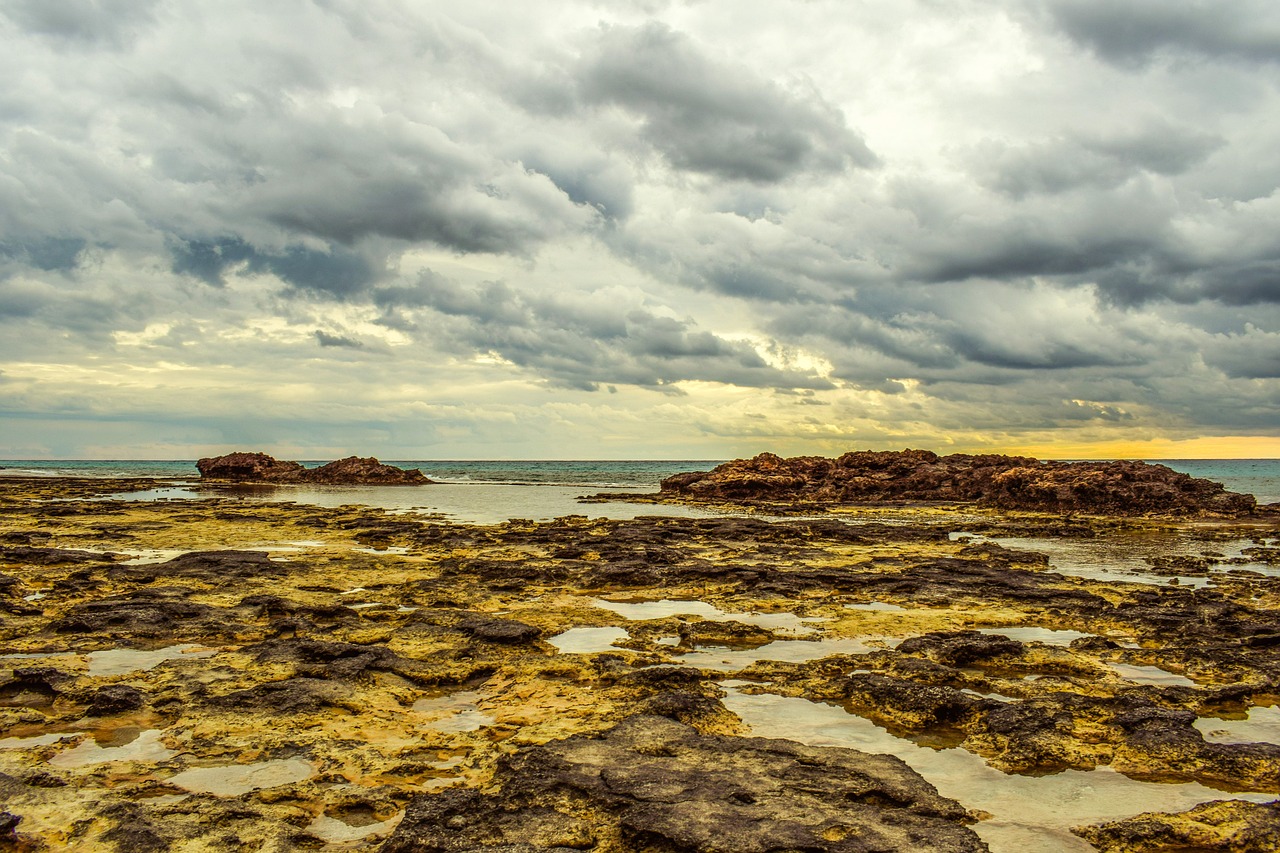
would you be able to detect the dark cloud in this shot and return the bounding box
[1,0,158,49]
[0,237,86,273]
[170,237,379,297]
[409,274,833,391]
[1041,0,1280,66]
[1,1,1279,452]
[577,22,877,183]
[1059,400,1132,422]
[970,123,1223,197]
[315,330,365,349]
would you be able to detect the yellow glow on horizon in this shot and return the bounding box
[1001,436,1280,460]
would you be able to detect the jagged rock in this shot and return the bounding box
[210,677,356,715]
[661,450,1256,516]
[197,452,430,485]
[304,456,431,485]
[0,811,20,840]
[86,685,147,716]
[897,631,1025,667]
[111,550,287,582]
[457,614,542,644]
[0,546,116,566]
[50,588,229,638]
[1075,798,1280,852]
[382,715,983,853]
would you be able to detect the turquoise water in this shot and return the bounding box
[1154,459,1280,504]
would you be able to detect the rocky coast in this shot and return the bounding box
[1,453,1279,851]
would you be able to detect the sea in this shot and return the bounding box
[2,458,1278,526]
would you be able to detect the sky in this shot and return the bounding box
[2,0,1280,460]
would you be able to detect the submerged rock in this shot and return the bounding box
[197,452,430,485]
[382,715,984,853]
[661,450,1256,516]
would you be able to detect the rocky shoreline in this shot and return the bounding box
[658,451,1267,517]
[0,467,1278,851]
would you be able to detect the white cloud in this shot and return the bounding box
[1,0,1278,457]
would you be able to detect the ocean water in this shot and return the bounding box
[0,459,719,489]
[1155,459,1280,505]
[2,458,1278,525]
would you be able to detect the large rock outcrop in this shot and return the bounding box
[197,452,430,485]
[660,450,1256,516]
[380,715,983,853]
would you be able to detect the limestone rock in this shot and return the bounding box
[381,715,984,853]
[1075,798,1280,852]
[197,452,430,485]
[661,450,1256,516]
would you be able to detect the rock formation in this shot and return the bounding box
[660,450,1257,516]
[382,715,984,852]
[196,451,430,485]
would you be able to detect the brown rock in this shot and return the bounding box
[661,450,1256,516]
[1075,798,1280,853]
[196,451,306,482]
[381,715,984,853]
[197,452,430,485]
[304,456,430,485]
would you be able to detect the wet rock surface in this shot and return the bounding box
[1076,799,1280,852]
[0,474,1276,850]
[197,451,431,485]
[659,450,1258,516]
[383,715,983,852]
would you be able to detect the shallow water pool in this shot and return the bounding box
[723,688,1272,853]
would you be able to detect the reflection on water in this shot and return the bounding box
[48,729,174,768]
[978,627,1092,646]
[591,598,824,635]
[547,626,630,653]
[675,636,900,671]
[1110,662,1196,687]
[413,690,496,732]
[0,732,71,749]
[953,532,1275,587]
[306,811,404,845]
[1196,705,1280,744]
[167,758,315,795]
[86,644,217,677]
[723,689,1273,853]
[104,487,203,501]
[243,483,721,525]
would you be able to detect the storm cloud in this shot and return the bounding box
[1,0,1278,458]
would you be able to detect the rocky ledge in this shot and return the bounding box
[661,450,1258,517]
[196,452,431,485]
[383,715,983,852]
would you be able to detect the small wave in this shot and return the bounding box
[429,478,652,488]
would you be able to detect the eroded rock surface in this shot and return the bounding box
[382,715,983,853]
[0,473,1276,851]
[661,450,1257,516]
[1075,799,1280,852]
[197,451,430,485]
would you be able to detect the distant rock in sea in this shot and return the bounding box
[197,452,431,485]
[660,449,1257,516]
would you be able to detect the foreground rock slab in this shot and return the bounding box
[1075,799,1280,852]
[382,715,984,853]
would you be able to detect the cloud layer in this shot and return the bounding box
[1,0,1278,458]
